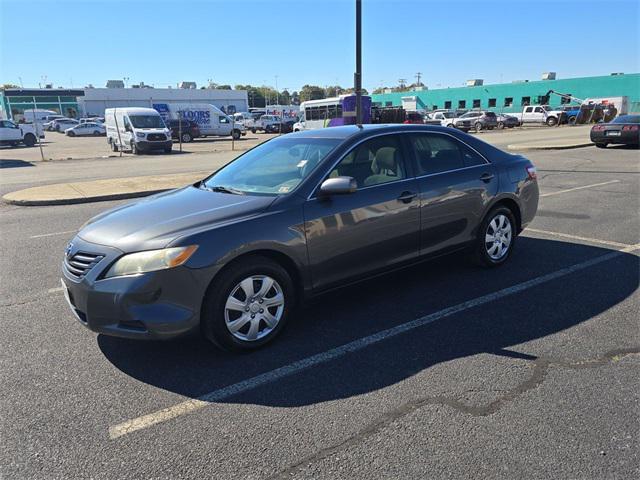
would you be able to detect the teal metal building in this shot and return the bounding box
[371,73,640,114]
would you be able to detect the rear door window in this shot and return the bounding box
[410,134,474,175]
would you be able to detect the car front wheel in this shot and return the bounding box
[201,256,295,351]
[472,206,516,267]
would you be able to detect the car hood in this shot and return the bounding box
[78,186,276,252]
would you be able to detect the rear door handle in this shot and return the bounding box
[480,173,495,183]
[398,191,417,203]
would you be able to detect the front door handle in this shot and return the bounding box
[398,191,417,203]
[480,173,495,183]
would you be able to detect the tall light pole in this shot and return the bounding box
[355,0,362,126]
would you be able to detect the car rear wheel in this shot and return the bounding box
[471,206,516,267]
[201,256,295,351]
[568,116,577,125]
[181,132,192,143]
[110,140,118,152]
[595,143,607,148]
[497,121,505,129]
[251,128,256,134]
[67,131,75,137]
[93,130,100,136]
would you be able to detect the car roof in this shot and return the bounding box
[292,124,475,139]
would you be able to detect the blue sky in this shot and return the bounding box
[1,0,638,92]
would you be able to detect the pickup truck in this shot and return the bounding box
[0,120,42,147]
[511,105,563,126]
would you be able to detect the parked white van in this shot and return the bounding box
[105,107,172,154]
[153,103,244,140]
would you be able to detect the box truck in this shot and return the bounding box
[153,103,244,140]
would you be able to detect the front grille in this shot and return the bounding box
[64,252,103,280]
[147,133,167,141]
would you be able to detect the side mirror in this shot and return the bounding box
[125,124,132,132]
[319,176,357,196]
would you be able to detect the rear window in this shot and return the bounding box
[484,112,497,118]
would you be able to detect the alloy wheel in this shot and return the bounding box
[485,214,512,260]
[224,275,285,341]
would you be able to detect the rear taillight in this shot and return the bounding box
[592,125,605,131]
[622,125,639,131]
[526,165,537,180]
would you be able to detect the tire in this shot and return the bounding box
[546,116,558,127]
[23,133,36,147]
[232,129,241,140]
[110,140,118,152]
[131,141,139,155]
[474,122,483,132]
[471,206,517,268]
[67,131,75,137]
[93,130,100,136]
[497,121,505,130]
[180,132,192,143]
[568,116,577,125]
[164,147,172,153]
[595,143,607,149]
[447,123,456,128]
[201,256,295,351]
[251,128,256,134]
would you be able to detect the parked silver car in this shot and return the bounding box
[455,111,498,132]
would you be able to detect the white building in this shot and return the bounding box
[79,88,248,117]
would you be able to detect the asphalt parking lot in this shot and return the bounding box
[1,143,638,478]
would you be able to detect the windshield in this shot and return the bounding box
[443,112,456,118]
[203,137,341,195]
[129,115,166,129]
[612,115,640,124]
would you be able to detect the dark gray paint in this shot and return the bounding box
[61,125,539,339]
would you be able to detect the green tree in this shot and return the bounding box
[299,85,325,102]
[0,83,19,90]
[217,85,232,90]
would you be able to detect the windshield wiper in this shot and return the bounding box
[203,184,245,195]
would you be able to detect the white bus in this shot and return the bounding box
[296,94,371,131]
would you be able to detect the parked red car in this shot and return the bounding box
[403,112,424,124]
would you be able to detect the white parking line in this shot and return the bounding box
[540,180,620,198]
[30,230,76,239]
[108,241,640,440]
[524,228,636,249]
[48,287,64,293]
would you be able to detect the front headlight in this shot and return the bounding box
[104,245,198,278]
[136,132,146,138]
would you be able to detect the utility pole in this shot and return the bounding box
[355,0,362,126]
[398,78,407,90]
[415,72,422,86]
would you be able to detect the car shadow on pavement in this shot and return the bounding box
[0,159,35,168]
[98,237,639,407]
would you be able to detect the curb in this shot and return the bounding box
[507,142,593,151]
[3,188,171,206]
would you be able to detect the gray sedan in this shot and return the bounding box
[61,125,539,351]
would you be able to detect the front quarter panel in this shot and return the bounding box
[172,201,311,291]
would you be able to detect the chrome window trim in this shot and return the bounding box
[307,129,490,200]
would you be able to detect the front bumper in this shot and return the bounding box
[60,236,217,340]
[136,140,172,151]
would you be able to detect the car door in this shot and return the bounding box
[408,132,498,255]
[303,134,420,290]
[1,121,23,141]
[534,106,545,122]
[218,115,231,135]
